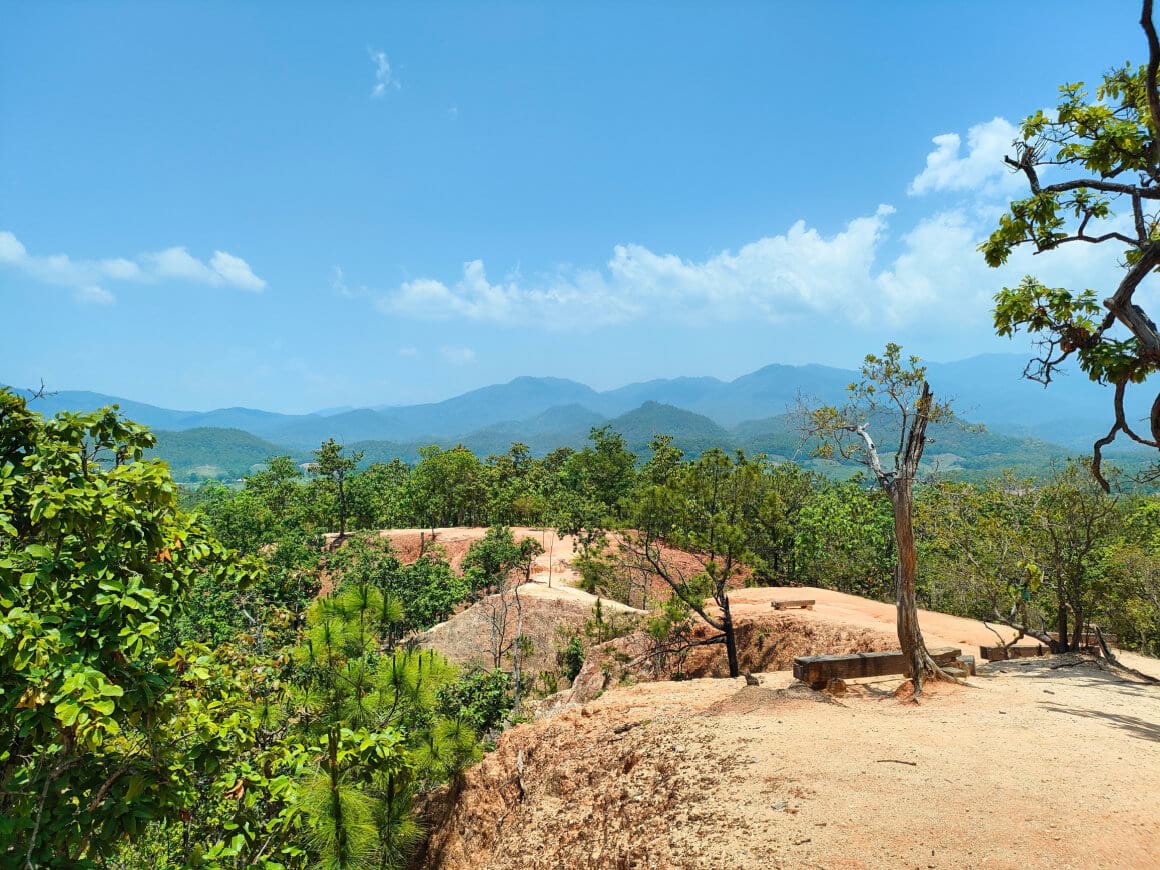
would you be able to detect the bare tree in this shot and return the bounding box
[802,344,962,694]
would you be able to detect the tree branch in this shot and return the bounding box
[1144,0,1160,167]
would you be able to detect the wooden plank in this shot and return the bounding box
[772,599,815,610]
[978,644,1048,662]
[793,646,961,687]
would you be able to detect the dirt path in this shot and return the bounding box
[421,655,1160,869]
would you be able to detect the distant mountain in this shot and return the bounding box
[456,404,608,457]
[9,354,1157,472]
[263,409,415,448]
[183,407,301,434]
[605,402,733,456]
[147,428,301,481]
[376,376,601,437]
[15,389,196,430]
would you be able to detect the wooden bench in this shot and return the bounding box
[772,599,815,611]
[979,643,1049,662]
[793,647,963,689]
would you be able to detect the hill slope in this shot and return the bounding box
[147,428,298,481]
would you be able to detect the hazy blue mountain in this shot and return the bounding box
[922,354,1153,426]
[377,376,601,437]
[595,376,731,417]
[181,406,303,434]
[11,353,1158,453]
[14,389,196,430]
[263,409,415,447]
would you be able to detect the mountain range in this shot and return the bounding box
[10,353,1155,481]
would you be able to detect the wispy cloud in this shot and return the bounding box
[0,230,266,303]
[369,49,400,98]
[74,285,115,305]
[398,346,419,358]
[440,345,476,365]
[331,265,375,300]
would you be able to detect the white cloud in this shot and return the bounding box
[370,49,400,98]
[908,117,1020,196]
[398,346,419,358]
[440,346,476,365]
[379,206,899,328]
[374,193,1131,335]
[145,246,217,282]
[331,264,371,299]
[0,231,28,262]
[74,285,114,305]
[209,250,265,291]
[0,230,267,302]
[368,112,1140,335]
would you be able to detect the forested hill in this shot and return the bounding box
[139,400,1131,483]
[10,353,1155,480]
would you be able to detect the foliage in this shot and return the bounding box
[313,439,364,537]
[0,389,265,866]
[794,477,895,598]
[984,2,1160,486]
[435,668,515,736]
[558,635,586,683]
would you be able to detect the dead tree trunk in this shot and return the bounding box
[512,580,524,712]
[721,593,740,678]
[851,382,955,694]
[889,478,943,691]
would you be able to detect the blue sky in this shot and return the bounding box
[0,1,1146,412]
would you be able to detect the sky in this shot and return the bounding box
[0,1,1149,413]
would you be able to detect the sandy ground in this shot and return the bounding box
[408,527,643,672]
[402,543,1160,869]
[729,586,1036,654]
[419,655,1160,869]
[344,528,1160,867]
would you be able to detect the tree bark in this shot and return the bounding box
[890,480,942,692]
[721,593,740,678]
[886,383,954,694]
[512,580,524,712]
[1057,587,1070,653]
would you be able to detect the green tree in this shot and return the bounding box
[562,426,637,521]
[795,477,895,598]
[0,390,264,865]
[984,0,1160,489]
[803,345,959,693]
[623,449,764,678]
[295,585,477,869]
[347,459,410,531]
[313,439,364,538]
[404,445,485,530]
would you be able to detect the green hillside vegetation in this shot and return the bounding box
[6,365,1160,867]
[148,427,304,481]
[149,401,1151,485]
